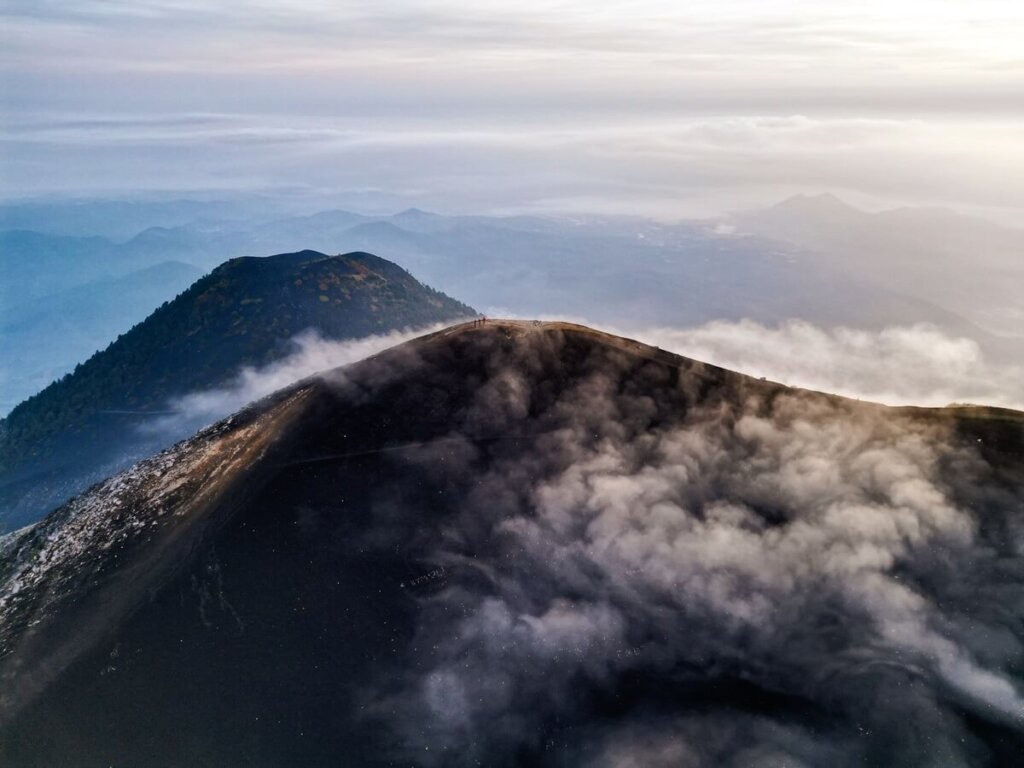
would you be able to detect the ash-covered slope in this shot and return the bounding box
[1,321,1023,767]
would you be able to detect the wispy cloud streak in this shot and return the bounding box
[635,320,1024,410]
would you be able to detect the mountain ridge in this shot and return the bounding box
[731,194,1024,338]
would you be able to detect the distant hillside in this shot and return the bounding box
[0,230,124,304]
[7,199,1017,425]
[0,250,475,530]
[730,194,1024,338]
[0,261,202,415]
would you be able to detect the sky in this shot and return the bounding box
[1,0,1023,219]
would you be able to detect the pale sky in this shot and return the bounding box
[2,0,1022,219]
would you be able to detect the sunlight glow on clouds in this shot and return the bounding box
[1,1,1022,218]
[637,320,1024,410]
[6,1,1022,75]
[3,112,1021,221]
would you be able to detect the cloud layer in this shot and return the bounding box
[143,324,446,437]
[635,320,1024,410]
[148,319,1024,452]
[3,2,1023,219]
[3,112,1022,223]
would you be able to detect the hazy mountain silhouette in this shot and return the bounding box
[731,194,1024,338]
[0,261,202,414]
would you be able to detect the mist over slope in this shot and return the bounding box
[0,250,474,531]
[1,321,1021,767]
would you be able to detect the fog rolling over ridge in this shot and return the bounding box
[141,325,447,439]
[160,318,1024,436]
[2,322,1022,766]
[633,320,1024,411]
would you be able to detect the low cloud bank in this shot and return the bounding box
[141,318,1024,454]
[634,320,1024,410]
[143,324,447,438]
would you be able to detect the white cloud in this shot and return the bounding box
[633,320,1024,410]
[143,324,447,436]
[5,112,1022,222]
[2,2,1023,219]
[144,319,1023,450]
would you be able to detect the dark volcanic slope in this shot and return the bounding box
[0,250,474,531]
[1,321,1022,768]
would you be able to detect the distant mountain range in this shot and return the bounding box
[5,196,1020,420]
[0,261,202,414]
[2,321,1021,766]
[729,193,1024,339]
[0,250,474,531]
[0,197,293,241]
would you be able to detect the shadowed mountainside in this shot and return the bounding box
[1,321,1022,767]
